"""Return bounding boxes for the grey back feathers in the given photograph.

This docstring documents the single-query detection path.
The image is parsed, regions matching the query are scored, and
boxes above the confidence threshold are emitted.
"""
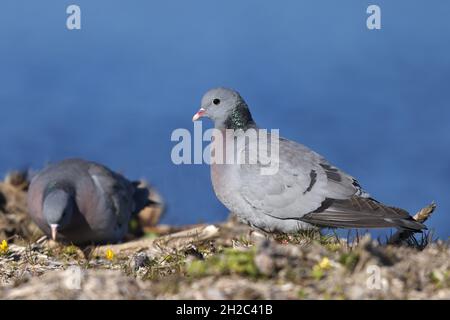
[27,158,141,245]
[197,88,426,233]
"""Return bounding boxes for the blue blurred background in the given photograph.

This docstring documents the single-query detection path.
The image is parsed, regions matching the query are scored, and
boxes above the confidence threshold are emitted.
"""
[0,1,448,238]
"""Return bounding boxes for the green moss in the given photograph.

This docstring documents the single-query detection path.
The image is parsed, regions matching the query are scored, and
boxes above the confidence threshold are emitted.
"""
[297,289,308,299]
[339,252,359,271]
[187,259,207,276]
[311,265,324,280]
[429,271,441,286]
[187,248,260,278]
[429,269,449,289]
[144,232,159,239]
[62,245,79,257]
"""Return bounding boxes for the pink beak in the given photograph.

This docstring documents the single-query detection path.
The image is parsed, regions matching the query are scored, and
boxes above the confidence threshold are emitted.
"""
[192,108,206,121]
[50,224,58,241]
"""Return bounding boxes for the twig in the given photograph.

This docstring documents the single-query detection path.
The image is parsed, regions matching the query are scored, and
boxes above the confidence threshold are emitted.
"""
[388,202,436,245]
[92,224,220,257]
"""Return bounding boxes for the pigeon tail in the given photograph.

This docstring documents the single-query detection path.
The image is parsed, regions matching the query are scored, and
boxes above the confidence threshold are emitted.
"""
[130,181,159,215]
[300,197,426,232]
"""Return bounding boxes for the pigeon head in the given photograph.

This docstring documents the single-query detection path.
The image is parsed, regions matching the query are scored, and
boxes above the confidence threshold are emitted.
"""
[42,184,76,240]
[193,87,255,130]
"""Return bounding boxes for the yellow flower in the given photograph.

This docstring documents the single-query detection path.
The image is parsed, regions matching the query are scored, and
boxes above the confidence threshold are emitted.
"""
[105,249,115,261]
[311,257,333,280]
[318,257,332,270]
[0,240,8,254]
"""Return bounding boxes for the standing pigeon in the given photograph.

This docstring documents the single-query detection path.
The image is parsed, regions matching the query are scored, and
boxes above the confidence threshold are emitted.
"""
[27,158,147,245]
[192,88,425,233]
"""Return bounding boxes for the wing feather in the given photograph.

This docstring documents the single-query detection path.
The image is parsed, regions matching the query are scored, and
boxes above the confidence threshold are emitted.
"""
[300,197,426,231]
[236,134,424,230]
[88,163,134,227]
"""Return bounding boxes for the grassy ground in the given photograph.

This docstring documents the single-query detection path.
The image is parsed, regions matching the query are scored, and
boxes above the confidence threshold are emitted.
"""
[0,172,449,299]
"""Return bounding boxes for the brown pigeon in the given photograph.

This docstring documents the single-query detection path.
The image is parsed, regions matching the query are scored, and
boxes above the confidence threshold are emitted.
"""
[27,158,147,245]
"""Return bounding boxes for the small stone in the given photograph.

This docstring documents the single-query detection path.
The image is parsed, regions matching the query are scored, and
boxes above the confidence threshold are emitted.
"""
[255,252,275,276]
[131,252,150,271]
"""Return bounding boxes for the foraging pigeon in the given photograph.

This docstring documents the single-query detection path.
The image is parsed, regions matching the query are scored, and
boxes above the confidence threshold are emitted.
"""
[192,88,425,233]
[27,158,147,245]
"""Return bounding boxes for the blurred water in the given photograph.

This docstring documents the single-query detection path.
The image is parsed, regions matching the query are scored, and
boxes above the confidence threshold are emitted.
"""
[0,1,449,238]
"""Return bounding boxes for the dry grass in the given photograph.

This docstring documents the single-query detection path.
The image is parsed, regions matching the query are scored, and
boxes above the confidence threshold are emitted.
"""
[0,171,448,299]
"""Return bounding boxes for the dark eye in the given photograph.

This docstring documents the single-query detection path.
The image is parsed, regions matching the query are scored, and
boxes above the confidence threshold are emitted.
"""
[213,98,221,105]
